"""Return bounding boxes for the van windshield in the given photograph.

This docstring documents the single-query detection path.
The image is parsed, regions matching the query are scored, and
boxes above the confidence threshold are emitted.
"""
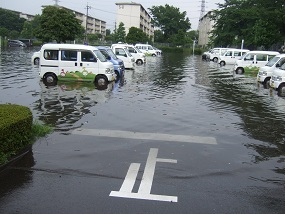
[265,56,280,67]
[93,50,107,62]
[280,62,285,70]
[106,49,118,59]
[125,48,132,57]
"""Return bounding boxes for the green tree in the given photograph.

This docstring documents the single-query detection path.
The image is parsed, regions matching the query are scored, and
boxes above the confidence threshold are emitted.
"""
[126,27,149,44]
[0,8,26,37]
[211,0,285,49]
[149,4,191,41]
[115,22,126,43]
[154,30,164,43]
[35,6,84,43]
[20,21,33,38]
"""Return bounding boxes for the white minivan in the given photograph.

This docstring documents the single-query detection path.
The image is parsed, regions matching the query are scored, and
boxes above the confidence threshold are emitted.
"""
[111,45,135,69]
[234,51,280,74]
[38,43,115,86]
[112,44,146,65]
[206,47,229,62]
[270,63,285,96]
[218,48,249,66]
[135,44,157,56]
[257,54,285,87]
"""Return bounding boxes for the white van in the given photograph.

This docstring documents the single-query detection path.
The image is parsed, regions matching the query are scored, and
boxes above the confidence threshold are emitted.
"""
[234,51,280,74]
[270,63,285,96]
[135,44,157,56]
[218,48,249,66]
[111,45,135,69]
[207,48,229,62]
[38,44,115,86]
[112,44,146,65]
[257,54,285,86]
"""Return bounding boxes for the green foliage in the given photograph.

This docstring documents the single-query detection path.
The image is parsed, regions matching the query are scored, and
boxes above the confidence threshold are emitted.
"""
[34,6,84,43]
[126,27,149,44]
[149,4,191,42]
[0,104,53,165]
[20,15,41,39]
[211,0,285,49]
[0,104,33,164]
[114,22,126,43]
[0,8,26,38]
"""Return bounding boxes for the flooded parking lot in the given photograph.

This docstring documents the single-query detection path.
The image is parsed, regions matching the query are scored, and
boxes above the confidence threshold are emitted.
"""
[0,47,285,213]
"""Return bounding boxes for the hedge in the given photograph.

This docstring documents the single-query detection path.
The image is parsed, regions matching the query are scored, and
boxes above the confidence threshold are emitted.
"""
[0,104,33,164]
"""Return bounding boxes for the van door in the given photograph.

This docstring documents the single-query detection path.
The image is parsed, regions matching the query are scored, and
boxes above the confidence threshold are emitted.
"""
[79,50,98,80]
[256,54,268,67]
[58,49,79,81]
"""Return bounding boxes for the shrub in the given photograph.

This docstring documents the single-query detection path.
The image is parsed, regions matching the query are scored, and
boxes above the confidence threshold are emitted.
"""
[0,104,52,165]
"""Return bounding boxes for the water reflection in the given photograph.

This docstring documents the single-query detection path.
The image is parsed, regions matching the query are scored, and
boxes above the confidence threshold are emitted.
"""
[33,81,115,131]
[200,62,285,168]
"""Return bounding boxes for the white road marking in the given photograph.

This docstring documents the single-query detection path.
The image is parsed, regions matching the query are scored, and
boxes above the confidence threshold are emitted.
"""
[110,148,178,202]
[72,128,217,144]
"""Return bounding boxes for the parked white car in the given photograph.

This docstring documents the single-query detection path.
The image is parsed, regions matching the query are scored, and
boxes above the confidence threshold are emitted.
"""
[218,48,249,66]
[257,54,285,87]
[270,63,285,96]
[112,44,146,65]
[135,44,157,56]
[206,48,229,62]
[31,51,40,65]
[111,45,135,69]
[234,51,280,74]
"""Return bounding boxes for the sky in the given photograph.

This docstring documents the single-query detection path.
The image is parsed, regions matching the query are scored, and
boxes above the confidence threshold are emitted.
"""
[1,0,223,30]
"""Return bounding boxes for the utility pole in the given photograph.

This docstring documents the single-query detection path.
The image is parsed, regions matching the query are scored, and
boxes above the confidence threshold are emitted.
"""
[85,3,91,44]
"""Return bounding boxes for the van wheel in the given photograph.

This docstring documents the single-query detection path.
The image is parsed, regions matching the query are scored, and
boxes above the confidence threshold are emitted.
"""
[95,75,108,86]
[136,59,143,65]
[278,83,285,97]
[152,54,156,57]
[213,57,218,62]
[220,61,226,66]
[43,73,57,86]
[34,57,40,65]
[236,67,244,74]
[263,78,270,89]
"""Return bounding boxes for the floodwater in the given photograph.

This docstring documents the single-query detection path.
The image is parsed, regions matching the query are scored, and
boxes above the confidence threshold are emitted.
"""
[0,47,285,213]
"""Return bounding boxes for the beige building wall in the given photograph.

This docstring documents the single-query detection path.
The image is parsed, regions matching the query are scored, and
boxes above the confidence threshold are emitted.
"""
[115,2,154,39]
[198,11,215,48]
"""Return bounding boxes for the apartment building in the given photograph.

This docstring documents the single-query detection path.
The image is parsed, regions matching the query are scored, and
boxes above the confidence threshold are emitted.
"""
[115,2,154,38]
[198,11,215,48]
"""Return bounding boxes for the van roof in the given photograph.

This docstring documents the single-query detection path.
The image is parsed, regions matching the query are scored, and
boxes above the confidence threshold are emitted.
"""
[41,43,99,51]
[245,50,280,54]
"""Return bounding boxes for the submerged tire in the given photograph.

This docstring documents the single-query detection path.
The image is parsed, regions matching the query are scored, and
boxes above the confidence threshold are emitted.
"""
[136,59,143,65]
[94,75,108,90]
[236,67,244,74]
[43,73,57,86]
[220,61,226,66]
[278,83,285,97]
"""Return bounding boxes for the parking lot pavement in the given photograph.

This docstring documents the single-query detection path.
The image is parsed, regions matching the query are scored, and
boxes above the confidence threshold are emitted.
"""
[1,129,283,214]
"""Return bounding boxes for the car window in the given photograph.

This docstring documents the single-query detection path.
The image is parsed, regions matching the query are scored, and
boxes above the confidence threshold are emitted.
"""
[81,51,96,62]
[256,54,267,61]
[225,51,232,56]
[44,50,58,60]
[61,50,77,61]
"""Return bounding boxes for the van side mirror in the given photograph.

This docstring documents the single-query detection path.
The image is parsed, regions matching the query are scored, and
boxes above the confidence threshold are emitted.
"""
[107,56,111,60]
[276,64,280,68]
[124,54,127,57]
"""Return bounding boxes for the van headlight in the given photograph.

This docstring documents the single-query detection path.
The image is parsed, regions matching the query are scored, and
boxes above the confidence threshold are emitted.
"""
[276,76,282,81]
[261,71,267,76]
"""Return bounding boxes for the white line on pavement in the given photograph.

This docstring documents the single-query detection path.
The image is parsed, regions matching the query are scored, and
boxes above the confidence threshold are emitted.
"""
[72,128,217,144]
